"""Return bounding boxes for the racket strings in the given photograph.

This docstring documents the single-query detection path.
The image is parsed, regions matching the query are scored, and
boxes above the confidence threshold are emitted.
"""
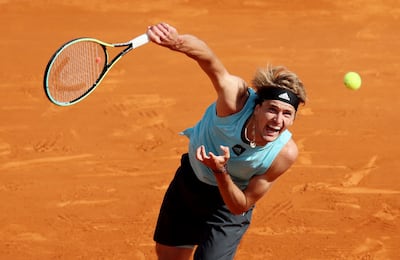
[47,41,106,103]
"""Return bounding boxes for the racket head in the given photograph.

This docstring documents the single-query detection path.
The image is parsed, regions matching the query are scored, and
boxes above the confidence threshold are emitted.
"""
[43,38,110,106]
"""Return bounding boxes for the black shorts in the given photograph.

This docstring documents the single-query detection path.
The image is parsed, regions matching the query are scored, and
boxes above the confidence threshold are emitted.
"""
[154,153,253,260]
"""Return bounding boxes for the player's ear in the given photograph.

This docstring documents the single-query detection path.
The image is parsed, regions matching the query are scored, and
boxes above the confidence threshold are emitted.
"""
[253,104,260,117]
[253,99,262,113]
[287,112,296,126]
[255,96,263,106]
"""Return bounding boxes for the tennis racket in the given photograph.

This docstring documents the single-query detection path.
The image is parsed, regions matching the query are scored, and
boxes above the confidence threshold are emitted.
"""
[43,33,149,106]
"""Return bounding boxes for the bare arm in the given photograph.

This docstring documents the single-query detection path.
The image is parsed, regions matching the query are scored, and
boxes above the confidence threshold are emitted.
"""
[147,23,248,116]
[197,139,298,215]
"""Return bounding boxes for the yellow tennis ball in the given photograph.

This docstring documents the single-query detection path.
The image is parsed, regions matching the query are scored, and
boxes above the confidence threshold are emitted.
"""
[344,72,362,90]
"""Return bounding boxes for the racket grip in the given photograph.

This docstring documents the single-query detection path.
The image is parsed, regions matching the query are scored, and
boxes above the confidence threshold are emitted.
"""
[130,33,150,48]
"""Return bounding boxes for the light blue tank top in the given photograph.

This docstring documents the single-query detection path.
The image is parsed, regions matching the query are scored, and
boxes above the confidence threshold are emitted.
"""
[182,88,292,190]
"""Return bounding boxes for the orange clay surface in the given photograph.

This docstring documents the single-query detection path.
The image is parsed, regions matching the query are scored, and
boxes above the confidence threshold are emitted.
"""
[1,1,399,259]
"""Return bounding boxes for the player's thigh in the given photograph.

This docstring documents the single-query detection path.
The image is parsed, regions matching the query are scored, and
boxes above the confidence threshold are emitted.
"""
[194,206,253,260]
[155,243,194,260]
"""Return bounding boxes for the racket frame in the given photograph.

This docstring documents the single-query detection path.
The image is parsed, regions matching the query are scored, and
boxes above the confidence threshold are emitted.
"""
[44,33,149,106]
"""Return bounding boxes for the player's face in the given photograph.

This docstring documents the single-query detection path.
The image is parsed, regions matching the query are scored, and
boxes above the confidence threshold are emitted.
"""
[254,100,296,143]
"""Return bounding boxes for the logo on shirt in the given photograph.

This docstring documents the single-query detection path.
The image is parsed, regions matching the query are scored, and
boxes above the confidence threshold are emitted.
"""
[232,144,246,156]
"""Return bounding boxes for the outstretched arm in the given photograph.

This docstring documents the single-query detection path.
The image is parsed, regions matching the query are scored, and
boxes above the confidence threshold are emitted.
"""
[196,140,298,215]
[147,22,249,116]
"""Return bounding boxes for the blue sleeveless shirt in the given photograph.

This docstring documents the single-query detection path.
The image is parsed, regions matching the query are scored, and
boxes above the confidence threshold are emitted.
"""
[182,88,292,190]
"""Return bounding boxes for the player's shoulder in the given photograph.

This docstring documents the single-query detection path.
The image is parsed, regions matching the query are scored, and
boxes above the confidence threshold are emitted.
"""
[216,76,250,116]
[265,138,298,181]
[280,138,298,164]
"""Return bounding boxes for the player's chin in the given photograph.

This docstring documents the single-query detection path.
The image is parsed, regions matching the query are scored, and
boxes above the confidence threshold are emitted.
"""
[263,131,280,142]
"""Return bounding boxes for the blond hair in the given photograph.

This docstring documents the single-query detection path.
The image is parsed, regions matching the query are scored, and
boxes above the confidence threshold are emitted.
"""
[252,65,307,104]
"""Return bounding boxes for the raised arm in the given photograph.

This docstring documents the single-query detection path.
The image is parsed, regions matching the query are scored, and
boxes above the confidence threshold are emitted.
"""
[147,23,249,116]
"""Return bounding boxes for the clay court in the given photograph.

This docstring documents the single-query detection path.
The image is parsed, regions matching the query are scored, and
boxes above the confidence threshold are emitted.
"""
[1,0,399,259]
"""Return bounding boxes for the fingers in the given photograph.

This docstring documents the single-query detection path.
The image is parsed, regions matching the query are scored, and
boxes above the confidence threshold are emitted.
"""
[196,145,230,158]
[196,145,230,162]
[147,22,176,45]
[147,25,164,44]
[196,145,230,174]
[220,145,230,160]
[196,145,208,162]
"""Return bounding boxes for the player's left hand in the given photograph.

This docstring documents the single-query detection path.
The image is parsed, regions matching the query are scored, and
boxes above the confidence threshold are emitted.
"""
[196,145,230,173]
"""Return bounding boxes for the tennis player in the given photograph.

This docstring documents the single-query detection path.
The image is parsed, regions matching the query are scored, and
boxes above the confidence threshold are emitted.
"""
[147,22,307,260]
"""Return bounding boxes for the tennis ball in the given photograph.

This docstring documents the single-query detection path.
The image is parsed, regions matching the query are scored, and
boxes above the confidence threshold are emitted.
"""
[344,71,362,90]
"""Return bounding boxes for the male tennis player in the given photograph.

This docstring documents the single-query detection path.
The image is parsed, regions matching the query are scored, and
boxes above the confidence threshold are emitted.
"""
[147,22,307,260]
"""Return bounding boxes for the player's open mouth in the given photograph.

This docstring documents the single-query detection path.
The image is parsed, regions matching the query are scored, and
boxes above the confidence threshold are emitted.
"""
[265,125,281,134]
